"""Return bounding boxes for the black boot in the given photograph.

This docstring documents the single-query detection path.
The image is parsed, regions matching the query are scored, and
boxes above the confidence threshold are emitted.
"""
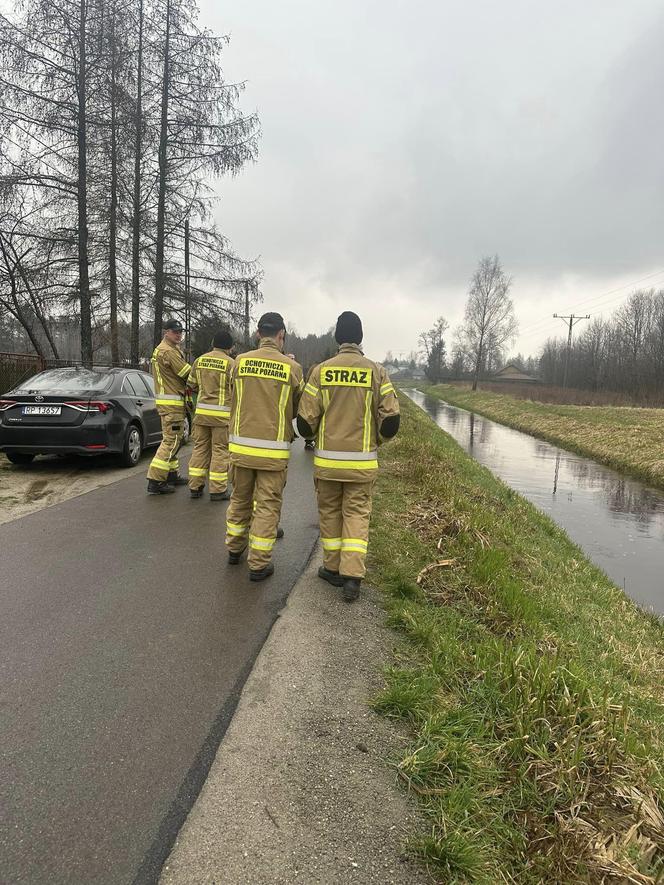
[167,472,188,486]
[250,563,275,582]
[210,490,231,501]
[342,577,361,602]
[276,526,284,539]
[190,488,203,499]
[318,566,343,587]
[228,547,246,565]
[147,479,176,495]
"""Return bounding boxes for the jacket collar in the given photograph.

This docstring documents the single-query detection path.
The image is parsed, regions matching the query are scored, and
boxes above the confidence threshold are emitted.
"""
[258,337,282,353]
[338,343,363,355]
[162,336,179,350]
[211,347,230,357]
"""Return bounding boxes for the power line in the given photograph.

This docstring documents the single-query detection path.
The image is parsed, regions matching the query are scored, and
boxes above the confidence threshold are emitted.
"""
[518,268,664,339]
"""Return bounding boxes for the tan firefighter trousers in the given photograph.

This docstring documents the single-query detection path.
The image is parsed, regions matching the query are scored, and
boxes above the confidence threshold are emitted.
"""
[188,422,230,493]
[315,478,375,578]
[226,466,287,570]
[147,410,184,481]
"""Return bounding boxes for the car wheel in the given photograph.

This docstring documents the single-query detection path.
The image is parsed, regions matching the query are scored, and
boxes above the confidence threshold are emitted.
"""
[5,452,35,465]
[120,424,142,468]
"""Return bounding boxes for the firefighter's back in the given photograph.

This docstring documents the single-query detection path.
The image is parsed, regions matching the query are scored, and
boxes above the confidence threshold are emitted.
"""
[230,340,302,470]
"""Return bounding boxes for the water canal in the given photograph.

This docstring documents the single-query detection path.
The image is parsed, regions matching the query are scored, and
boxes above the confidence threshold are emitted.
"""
[404,389,664,613]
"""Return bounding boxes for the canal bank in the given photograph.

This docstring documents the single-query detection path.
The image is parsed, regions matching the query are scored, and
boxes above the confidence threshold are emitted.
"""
[404,389,664,613]
[368,395,664,882]
[420,383,664,492]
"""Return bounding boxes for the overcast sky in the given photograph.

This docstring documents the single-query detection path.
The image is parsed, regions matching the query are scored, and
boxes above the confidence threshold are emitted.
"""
[200,0,664,362]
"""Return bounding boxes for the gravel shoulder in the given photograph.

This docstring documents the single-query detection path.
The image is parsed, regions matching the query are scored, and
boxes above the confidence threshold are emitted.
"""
[160,551,430,885]
[0,446,186,524]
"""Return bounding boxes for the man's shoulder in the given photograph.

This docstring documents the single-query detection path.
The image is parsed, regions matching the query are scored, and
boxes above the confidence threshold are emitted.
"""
[156,340,174,361]
[199,349,230,362]
[242,347,301,369]
[322,352,375,370]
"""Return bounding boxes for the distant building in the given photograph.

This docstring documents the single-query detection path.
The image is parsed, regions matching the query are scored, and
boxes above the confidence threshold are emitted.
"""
[492,364,540,383]
[381,362,426,381]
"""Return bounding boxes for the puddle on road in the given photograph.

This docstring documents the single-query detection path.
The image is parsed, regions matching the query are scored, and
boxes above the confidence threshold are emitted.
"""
[404,389,664,614]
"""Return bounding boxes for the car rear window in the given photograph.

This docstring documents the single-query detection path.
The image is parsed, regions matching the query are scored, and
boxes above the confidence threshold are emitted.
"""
[15,369,114,393]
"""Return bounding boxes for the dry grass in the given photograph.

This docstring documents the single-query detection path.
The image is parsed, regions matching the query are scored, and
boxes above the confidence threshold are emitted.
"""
[370,397,664,883]
[452,382,664,408]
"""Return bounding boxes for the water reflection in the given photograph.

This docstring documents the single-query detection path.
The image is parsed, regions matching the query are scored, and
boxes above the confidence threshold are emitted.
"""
[553,452,561,496]
[404,389,664,613]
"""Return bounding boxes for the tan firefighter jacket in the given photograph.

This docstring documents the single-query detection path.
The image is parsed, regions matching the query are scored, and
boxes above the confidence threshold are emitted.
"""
[229,338,304,471]
[297,343,399,482]
[187,348,235,426]
[151,338,192,414]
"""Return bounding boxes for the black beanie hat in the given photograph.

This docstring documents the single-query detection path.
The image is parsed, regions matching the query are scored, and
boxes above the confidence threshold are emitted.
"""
[334,311,363,345]
[164,318,183,332]
[257,312,286,334]
[213,327,233,349]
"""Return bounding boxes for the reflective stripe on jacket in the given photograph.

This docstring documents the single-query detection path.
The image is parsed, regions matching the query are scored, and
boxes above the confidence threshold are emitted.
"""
[229,338,304,471]
[297,343,399,481]
[188,348,234,426]
[151,338,191,413]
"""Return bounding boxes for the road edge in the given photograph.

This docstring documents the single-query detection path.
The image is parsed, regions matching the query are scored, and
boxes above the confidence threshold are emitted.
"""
[158,548,429,885]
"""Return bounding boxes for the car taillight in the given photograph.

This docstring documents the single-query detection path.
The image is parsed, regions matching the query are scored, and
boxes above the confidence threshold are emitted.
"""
[0,399,16,410]
[63,401,112,413]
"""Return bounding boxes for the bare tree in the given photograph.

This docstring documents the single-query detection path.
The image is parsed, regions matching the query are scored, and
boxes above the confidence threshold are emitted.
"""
[150,0,259,346]
[459,255,517,390]
[0,0,260,364]
[130,0,145,364]
[419,316,448,383]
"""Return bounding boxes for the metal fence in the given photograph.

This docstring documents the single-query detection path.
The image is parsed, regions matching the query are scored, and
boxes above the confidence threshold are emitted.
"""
[0,352,149,394]
[0,352,44,394]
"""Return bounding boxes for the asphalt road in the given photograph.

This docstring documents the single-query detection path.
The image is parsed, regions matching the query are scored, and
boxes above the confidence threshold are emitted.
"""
[0,445,319,885]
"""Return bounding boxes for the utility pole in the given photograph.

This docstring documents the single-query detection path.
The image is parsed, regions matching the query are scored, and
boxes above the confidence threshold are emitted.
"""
[244,280,250,345]
[553,313,590,389]
[184,219,191,361]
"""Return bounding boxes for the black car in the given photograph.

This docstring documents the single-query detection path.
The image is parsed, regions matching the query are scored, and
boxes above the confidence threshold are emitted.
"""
[0,366,191,467]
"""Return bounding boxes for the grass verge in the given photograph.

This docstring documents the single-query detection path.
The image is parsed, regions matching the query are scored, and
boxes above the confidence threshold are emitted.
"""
[416,384,664,491]
[369,396,664,883]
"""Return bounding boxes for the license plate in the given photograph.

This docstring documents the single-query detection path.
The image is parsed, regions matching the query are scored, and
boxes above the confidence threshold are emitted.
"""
[23,405,61,416]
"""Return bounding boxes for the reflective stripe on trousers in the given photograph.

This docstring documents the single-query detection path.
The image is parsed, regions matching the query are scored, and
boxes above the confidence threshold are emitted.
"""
[226,466,286,570]
[188,422,230,492]
[227,521,249,536]
[315,478,373,579]
[147,413,184,481]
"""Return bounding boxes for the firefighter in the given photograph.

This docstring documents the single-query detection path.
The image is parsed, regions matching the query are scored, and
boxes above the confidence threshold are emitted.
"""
[296,311,400,602]
[225,312,303,581]
[187,326,235,501]
[146,319,192,494]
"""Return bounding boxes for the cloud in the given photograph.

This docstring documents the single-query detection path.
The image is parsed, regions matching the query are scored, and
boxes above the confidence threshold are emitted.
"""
[203,0,664,358]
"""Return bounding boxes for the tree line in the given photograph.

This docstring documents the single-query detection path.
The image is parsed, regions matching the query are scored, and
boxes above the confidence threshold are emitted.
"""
[539,289,664,399]
[419,258,664,401]
[0,0,260,366]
